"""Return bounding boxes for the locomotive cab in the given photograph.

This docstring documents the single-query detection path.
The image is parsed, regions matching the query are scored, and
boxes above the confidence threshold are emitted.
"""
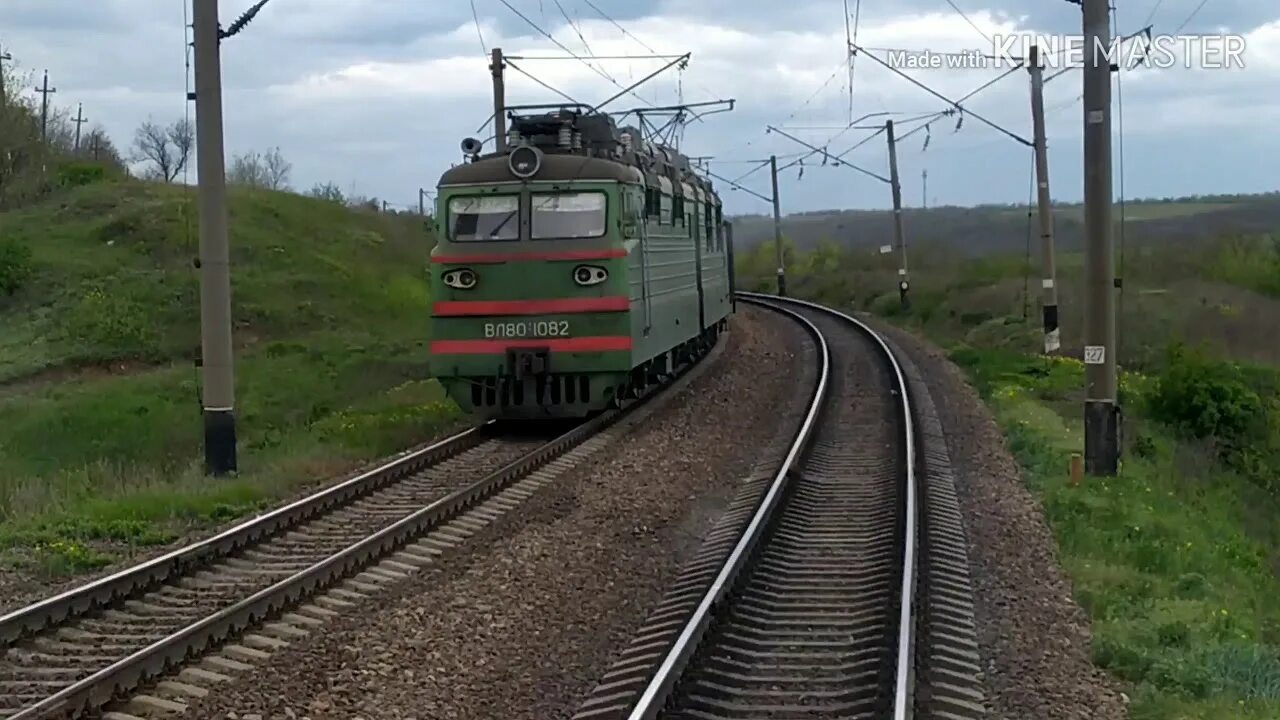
[428,106,733,420]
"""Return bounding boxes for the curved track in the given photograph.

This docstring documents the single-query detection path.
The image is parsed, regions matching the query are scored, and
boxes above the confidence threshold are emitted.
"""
[571,293,987,720]
[0,333,722,720]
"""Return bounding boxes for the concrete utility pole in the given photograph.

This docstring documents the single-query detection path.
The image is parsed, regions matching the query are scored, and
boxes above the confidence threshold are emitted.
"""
[491,48,507,153]
[419,188,427,216]
[36,70,55,143]
[1082,0,1119,476]
[1029,43,1061,355]
[886,119,909,309]
[921,169,928,209]
[71,103,88,153]
[769,154,786,297]
[192,0,237,476]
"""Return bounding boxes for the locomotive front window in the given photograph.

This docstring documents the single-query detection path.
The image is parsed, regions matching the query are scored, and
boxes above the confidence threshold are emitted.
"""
[531,192,607,240]
[448,195,519,241]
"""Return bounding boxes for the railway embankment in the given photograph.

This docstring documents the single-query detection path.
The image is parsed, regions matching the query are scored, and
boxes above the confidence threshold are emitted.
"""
[173,304,810,719]
[0,180,464,608]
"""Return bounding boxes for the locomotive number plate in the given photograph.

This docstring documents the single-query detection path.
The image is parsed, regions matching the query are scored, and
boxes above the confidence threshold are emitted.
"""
[484,321,571,338]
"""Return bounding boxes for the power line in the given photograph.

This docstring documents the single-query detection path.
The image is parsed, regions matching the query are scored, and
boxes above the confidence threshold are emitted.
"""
[505,58,583,105]
[1173,0,1211,33]
[850,39,1032,146]
[1143,0,1167,27]
[470,0,489,57]
[495,0,652,107]
[942,0,993,44]
[578,0,719,103]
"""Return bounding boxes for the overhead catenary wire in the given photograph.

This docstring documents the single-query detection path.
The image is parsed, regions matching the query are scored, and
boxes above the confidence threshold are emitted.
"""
[505,58,584,105]
[942,0,994,44]
[1173,0,1211,34]
[1143,0,1167,28]
[494,0,656,109]
[850,39,1032,147]
[470,0,489,57]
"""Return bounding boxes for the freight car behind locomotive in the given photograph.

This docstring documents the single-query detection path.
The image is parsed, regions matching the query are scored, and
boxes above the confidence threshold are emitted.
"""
[428,107,735,419]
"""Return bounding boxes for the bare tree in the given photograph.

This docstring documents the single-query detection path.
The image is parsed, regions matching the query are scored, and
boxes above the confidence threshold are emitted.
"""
[308,181,345,203]
[228,146,291,190]
[228,150,268,188]
[80,126,127,171]
[131,117,193,183]
[263,146,291,190]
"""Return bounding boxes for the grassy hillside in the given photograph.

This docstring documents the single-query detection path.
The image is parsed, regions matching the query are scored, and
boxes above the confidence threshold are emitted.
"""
[737,233,1280,717]
[0,180,462,574]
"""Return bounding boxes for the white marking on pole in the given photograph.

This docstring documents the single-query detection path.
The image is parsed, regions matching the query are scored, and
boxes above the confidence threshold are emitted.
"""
[1038,181,1048,189]
[898,268,907,276]
[879,244,892,254]
[1087,110,1104,124]
[1042,278,1055,289]
[1084,345,1105,364]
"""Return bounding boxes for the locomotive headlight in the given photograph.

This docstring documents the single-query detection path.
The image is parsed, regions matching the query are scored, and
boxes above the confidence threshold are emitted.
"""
[573,264,608,287]
[442,268,478,290]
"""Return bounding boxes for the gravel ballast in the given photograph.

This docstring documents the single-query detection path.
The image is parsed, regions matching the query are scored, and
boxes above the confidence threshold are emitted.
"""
[178,305,811,720]
[862,316,1129,720]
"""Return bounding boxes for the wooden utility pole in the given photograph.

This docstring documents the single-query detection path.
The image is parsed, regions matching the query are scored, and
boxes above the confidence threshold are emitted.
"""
[71,103,88,153]
[770,154,786,297]
[36,70,55,143]
[1082,0,1119,476]
[491,48,507,152]
[922,169,928,209]
[886,119,908,309]
[1029,43,1061,355]
[419,188,427,216]
[192,0,237,476]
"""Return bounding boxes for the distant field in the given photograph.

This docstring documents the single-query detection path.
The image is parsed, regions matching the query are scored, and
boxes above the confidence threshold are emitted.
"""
[998,201,1241,222]
[729,192,1280,256]
[0,180,463,575]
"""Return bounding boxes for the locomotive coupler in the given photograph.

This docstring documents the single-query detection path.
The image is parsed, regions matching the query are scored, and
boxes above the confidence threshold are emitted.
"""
[507,347,550,380]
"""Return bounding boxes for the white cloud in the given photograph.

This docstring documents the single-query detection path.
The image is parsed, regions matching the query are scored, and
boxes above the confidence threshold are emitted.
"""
[1,1,1278,213]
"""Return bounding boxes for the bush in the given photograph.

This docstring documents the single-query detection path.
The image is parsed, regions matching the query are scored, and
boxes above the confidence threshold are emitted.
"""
[55,162,109,188]
[1147,342,1280,486]
[0,238,34,295]
[62,279,163,360]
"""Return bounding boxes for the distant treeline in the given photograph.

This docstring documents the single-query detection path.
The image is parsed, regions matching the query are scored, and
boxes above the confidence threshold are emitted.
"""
[728,191,1280,256]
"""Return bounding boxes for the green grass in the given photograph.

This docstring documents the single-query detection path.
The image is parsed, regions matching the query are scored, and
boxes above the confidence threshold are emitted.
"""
[949,347,1280,718]
[0,180,464,576]
[740,232,1280,716]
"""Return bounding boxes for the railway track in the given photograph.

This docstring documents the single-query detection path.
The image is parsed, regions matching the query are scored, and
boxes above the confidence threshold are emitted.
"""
[571,293,986,720]
[0,332,726,720]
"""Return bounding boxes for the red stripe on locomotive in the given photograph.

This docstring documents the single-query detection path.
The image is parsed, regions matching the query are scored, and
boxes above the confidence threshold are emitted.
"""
[431,248,628,264]
[429,336,634,354]
[432,296,630,316]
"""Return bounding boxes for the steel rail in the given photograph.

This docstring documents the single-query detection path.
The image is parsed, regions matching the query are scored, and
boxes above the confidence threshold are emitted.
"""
[747,291,919,720]
[623,296,832,720]
[0,422,493,645]
[6,333,719,720]
[621,290,918,720]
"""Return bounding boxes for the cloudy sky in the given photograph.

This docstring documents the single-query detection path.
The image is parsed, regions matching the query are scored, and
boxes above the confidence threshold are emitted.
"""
[2,0,1277,215]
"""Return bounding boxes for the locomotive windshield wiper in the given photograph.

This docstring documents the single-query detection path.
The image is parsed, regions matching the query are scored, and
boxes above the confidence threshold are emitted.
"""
[487,209,519,239]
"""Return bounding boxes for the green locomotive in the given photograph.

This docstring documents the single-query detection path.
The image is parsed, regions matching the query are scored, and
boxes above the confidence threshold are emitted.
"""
[428,107,735,419]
